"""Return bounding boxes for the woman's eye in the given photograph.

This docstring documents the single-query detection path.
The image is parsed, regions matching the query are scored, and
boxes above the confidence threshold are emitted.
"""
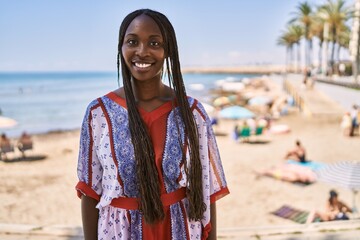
[127,39,137,45]
[150,41,160,47]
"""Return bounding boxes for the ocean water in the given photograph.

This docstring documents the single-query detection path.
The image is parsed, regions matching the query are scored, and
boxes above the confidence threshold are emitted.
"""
[0,72,260,137]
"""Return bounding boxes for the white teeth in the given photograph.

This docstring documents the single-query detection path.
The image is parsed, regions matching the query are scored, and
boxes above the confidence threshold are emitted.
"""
[134,63,151,68]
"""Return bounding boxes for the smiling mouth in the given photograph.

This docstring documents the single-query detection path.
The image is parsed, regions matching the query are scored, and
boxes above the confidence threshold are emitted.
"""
[134,62,152,68]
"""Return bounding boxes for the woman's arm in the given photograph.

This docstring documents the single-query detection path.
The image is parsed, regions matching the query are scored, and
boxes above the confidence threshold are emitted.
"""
[340,201,352,213]
[208,203,217,240]
[81,195,99,240]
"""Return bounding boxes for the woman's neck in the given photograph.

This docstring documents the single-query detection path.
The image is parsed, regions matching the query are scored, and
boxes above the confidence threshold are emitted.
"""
[133,79,171,102]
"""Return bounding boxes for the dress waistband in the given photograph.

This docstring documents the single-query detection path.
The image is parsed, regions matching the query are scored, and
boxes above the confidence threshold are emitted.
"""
[110,187,186,210]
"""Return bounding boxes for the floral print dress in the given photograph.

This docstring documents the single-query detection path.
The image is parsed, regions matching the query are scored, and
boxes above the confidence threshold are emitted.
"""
[76,92,229,240]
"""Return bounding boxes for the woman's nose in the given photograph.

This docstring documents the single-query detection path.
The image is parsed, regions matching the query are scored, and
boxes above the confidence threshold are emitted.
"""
[136,43,149,57]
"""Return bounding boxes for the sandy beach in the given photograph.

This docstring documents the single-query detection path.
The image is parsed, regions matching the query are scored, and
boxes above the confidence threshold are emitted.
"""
[0,76,359,231]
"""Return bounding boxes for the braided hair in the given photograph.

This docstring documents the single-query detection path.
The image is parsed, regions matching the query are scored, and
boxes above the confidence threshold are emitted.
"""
[117,9,206,224]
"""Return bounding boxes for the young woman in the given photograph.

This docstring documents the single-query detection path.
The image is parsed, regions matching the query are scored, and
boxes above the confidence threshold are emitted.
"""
[306,190,352,223]
[76,9,229,240]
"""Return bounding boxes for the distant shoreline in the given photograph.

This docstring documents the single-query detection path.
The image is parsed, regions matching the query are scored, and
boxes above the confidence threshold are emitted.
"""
[0,65,287,75]
[182,65,286,74]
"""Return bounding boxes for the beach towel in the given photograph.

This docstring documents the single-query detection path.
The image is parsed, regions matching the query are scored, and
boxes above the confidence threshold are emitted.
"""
[286,159,325,171]
[271,205,320,224]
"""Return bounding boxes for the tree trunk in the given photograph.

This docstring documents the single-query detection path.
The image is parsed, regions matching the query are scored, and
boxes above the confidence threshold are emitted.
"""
[318,40,323,70]
[330,27,337,74]
[309,38,313,67]
[291,46,295,73]
[286,47,289,73]
[297,43,301,73]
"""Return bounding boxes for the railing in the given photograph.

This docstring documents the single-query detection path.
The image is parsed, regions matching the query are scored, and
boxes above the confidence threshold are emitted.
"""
[315,77,360,90]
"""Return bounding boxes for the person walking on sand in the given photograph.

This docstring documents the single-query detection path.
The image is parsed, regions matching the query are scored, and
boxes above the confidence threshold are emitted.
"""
[284,140,307,163]
[350,104,359,136]
[75,9,229,240]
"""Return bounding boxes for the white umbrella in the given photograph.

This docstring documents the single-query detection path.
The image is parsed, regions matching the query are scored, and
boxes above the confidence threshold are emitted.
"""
[0,116,17,129]
[315,161,360,212]
[248,96,272,106]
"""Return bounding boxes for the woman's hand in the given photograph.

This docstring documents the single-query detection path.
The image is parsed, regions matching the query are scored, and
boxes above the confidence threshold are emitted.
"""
[81,195,99,240]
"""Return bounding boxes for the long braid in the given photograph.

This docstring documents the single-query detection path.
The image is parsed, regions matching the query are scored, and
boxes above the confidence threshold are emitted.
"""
[117,9,205,223]
[118,10,164,224]
[149,10,206,221]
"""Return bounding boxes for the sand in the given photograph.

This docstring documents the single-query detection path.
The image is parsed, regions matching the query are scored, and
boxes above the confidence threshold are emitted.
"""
[0,88,359,230]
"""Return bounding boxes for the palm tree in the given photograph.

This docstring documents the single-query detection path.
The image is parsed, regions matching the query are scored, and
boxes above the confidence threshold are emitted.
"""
[290,1,313,67]
[337,24,351,61]
[279,24,303,73]
[310,10,326,70]
[319,0,353,72]
[277,34,295,72]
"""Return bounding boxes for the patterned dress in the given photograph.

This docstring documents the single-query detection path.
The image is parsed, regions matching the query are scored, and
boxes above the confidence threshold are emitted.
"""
[76,92,229,240]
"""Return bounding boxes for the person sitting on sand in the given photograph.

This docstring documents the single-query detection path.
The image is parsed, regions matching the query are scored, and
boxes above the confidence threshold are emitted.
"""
[307,190,352,223]
[0,133,13,160]
[284,140,306,163]
[17,131,33,158]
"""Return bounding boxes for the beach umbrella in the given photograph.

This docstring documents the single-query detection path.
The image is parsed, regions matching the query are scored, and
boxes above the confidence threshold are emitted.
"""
[315,161,360,212]
[248,96,272,106]
[221,82,245,92]
[0,116,17,129]
[219,106,255,120]
[213,96,231,107]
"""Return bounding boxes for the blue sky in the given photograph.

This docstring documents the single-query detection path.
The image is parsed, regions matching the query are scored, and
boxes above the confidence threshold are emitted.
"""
[0,0,329,72]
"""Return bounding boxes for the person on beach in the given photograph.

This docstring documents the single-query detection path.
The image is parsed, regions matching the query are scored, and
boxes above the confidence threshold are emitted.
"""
[340,112,352,136]
[307,190,352,223]
[350,104,359,136]
[284,140,306,163]
[0,133,13,160]
[17,131,33,158]
[76,9,229,240]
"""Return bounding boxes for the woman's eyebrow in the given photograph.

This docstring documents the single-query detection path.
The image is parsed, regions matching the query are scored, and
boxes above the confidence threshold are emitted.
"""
[125,33,162,38]
[124,33,137,37]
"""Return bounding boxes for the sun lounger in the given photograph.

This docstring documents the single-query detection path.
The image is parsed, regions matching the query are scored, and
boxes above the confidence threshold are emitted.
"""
[18,142,33,158]
[255,126,263,135]
[239,127,251,142]
[0,144,15,160]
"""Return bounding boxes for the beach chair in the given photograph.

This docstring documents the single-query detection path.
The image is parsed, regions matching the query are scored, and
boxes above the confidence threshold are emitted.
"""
[239,127,251,143]
[255,126,264,136]
[250,126,264,143]
[18,142,33,158]
[0,144,15,160]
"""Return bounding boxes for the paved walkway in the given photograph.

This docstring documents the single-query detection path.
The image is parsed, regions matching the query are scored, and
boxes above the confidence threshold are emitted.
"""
[1,220,360,239]
[283,74,346,121]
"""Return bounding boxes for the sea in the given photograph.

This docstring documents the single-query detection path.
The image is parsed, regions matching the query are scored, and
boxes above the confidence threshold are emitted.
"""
[0,72,260,137]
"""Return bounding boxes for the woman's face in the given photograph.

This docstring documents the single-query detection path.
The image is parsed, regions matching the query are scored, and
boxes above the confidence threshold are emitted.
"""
[122,14,165,82]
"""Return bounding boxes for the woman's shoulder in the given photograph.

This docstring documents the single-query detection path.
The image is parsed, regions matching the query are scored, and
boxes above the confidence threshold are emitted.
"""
[85,98,102,111]
[87,88,126,109]
[187,96,209,121]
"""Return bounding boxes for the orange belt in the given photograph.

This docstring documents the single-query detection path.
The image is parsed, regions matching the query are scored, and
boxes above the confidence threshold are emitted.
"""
[110,187,186,210]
